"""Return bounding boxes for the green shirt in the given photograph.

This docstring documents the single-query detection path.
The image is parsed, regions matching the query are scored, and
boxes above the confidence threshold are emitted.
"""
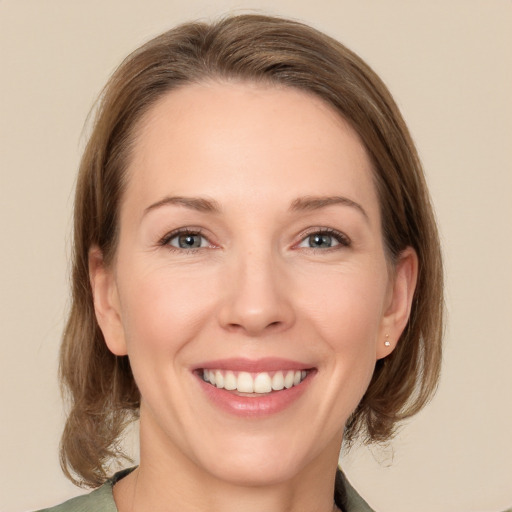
[36,467,375,512]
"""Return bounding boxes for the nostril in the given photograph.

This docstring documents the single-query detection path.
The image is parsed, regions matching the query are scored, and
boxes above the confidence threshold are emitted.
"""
[224,319,283,335]
[218,290,296,335]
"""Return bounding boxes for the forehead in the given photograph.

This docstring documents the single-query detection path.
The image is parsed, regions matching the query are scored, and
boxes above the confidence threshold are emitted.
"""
[124,81,378,218]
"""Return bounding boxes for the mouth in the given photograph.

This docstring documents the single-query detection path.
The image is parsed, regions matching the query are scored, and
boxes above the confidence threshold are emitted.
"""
[199,368,311,395]
[193,358,315,416]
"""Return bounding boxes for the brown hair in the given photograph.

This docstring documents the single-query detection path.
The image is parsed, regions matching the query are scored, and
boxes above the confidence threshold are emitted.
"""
[60,14,443,488]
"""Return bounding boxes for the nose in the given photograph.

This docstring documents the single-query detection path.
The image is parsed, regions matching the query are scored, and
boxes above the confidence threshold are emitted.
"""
[217,248,296,336]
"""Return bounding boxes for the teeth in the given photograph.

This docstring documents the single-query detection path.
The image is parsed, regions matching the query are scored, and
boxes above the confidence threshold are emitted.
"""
[284,370,295,389]
[237,372,254,393]
[254,373,272,393]
[271,371,284,391]
[224,371,237,390]
[202,369,308,394]
[215,370,224,389]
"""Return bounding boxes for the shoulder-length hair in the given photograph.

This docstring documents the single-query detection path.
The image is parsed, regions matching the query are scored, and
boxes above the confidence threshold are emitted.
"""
[60,14,443,488]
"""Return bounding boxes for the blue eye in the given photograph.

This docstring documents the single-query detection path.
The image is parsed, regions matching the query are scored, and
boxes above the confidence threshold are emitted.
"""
[308,233,337,248]
[297,230,350,249]
[165,231,209,249]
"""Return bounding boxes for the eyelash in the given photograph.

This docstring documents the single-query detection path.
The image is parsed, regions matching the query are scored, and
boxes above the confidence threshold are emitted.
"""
[158,227,351,252]
[296,227,351,251]
[158,228,212,253]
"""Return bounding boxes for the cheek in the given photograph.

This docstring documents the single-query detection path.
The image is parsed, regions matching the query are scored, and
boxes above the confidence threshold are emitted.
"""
[116,260,219,360]
[297,264,388,386]
[301,264,387,339]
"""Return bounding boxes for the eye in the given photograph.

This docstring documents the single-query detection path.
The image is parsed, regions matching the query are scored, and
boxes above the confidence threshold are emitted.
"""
[297,229,350,249]
[161,230,211,250]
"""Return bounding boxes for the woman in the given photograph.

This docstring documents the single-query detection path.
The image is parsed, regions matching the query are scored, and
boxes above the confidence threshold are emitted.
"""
[39,14,443,512]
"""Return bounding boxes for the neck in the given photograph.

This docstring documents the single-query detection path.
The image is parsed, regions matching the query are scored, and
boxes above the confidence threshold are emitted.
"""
[130,466,338,512]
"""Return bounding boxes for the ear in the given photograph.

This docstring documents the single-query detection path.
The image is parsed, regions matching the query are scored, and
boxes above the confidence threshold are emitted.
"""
[89,246,128,356]
[376,247,418,359]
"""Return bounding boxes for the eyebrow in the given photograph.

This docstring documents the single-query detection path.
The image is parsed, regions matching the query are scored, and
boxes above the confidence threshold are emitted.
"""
[144,196,222,216]
[290,195,369,221]
[143,194,368,221]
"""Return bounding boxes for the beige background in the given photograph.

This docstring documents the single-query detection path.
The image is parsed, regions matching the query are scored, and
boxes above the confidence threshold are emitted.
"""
[1,1,511,511]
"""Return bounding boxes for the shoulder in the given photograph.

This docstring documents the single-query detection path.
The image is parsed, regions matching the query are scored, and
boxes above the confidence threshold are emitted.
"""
[34,468,135,512]
[335,468,376,512]
[34,485,115,512]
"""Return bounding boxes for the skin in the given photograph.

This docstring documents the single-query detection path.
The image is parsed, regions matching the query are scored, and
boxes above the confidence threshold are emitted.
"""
[90,82,417,512]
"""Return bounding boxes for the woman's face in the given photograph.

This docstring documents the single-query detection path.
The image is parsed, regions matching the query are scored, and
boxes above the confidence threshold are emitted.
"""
[92,82,415,485]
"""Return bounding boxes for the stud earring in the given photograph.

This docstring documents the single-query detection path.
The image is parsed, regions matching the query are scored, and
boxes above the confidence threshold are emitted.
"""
[384,334,391,347]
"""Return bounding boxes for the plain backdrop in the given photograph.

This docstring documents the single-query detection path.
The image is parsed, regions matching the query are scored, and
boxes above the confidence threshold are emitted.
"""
[1,1,511,511]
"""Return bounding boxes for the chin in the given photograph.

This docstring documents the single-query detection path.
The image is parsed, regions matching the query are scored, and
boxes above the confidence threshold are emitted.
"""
[188,427,338,488]
[202,451,308,487]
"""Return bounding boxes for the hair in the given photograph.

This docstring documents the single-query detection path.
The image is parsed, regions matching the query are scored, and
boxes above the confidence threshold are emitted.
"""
[60,14,443,488]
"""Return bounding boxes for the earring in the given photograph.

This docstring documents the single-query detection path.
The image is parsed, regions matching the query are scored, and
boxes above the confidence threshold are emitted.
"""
[384,334,391,347]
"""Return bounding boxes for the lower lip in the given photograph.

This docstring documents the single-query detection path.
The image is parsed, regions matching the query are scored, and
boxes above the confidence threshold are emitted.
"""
[196,372,314,417]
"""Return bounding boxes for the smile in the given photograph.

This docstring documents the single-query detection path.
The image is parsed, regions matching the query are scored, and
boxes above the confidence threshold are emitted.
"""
[202,369,309,394]
[194,358,315,416]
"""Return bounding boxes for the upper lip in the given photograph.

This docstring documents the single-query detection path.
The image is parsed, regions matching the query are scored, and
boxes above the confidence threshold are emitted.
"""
[193,357,313,373]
